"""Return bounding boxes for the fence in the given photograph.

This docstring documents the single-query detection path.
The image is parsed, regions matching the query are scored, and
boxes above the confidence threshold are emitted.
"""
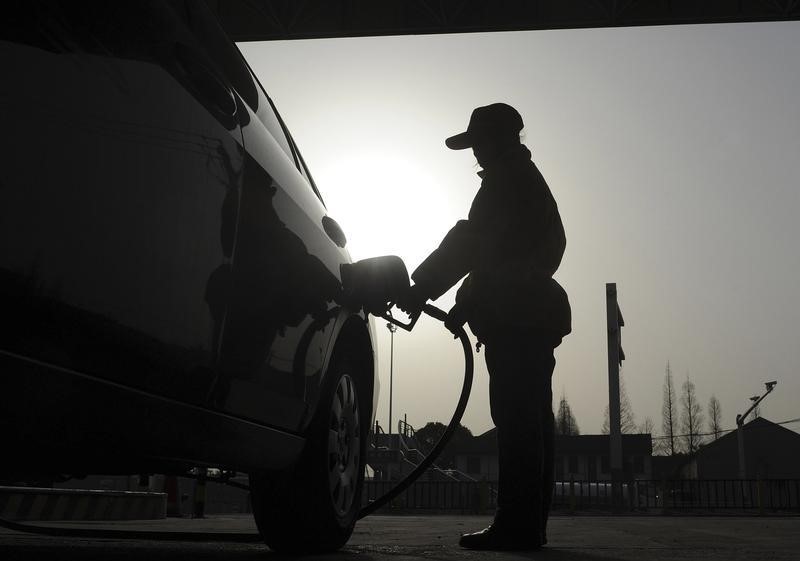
[363,479,493,513]
[634,479,800,511]
[362,479,800,513]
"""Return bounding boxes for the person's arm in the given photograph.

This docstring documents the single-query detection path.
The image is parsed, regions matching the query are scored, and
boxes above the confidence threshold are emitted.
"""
[410,219,480,301]
[397,218,480,315]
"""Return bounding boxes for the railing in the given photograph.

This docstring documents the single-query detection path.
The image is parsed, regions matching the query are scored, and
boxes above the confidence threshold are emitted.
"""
[634,479,800,511]
[397,418,416,439]
[362,479,800,513]
[551,480,626,509]
[363,479,495,512]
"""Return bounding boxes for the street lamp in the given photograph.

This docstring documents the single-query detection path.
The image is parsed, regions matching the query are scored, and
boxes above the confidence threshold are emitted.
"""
[736,381,777,479]
[749,396,760,419]
[386,322,397,436]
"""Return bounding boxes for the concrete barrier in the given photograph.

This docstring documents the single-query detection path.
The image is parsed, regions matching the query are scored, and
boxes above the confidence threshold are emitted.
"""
[0,486,166,521]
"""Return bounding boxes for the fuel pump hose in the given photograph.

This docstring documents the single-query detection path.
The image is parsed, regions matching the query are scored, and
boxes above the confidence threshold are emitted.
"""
[358,303,474,518]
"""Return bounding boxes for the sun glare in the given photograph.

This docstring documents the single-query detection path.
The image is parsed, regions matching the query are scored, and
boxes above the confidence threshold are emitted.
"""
[318,152,457,271]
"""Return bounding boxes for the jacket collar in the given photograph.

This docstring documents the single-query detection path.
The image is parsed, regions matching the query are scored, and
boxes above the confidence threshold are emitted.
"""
[476,144,531,178]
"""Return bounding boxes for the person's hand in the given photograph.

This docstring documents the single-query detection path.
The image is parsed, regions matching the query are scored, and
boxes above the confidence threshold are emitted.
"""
[444,302,468,336]
[397,284,428,316]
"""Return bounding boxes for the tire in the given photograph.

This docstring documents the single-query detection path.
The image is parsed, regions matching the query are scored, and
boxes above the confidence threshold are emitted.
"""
[250,356,366,553]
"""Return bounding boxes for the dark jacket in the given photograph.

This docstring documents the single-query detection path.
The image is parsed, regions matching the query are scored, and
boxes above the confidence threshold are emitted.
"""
[411,144,571,342]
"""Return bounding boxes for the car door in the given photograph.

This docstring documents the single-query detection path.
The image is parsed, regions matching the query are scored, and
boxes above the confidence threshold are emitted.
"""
[0,1,244,404]
[209,73,350,432]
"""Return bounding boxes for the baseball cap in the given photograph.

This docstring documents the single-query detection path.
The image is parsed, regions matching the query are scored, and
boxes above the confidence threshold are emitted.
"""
[445,103,524,150]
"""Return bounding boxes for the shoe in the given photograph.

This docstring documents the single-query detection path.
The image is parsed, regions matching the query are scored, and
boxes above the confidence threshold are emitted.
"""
[459,524,542,551]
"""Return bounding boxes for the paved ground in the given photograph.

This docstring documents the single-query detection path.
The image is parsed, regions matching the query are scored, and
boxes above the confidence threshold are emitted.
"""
[1,514,798,560]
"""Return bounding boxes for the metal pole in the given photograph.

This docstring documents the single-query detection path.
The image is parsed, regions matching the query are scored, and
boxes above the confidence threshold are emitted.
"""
[736,414,746,479]
[606,284,623,507]
[735,381,777,479]
[387,322,397,436]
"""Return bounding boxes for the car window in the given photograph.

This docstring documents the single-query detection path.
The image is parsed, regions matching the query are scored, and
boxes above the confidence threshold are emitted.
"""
[176,4,324,204]
[253,86,297,165]
[174,0,258,110]
[289,133,326,206]
[174,0,296,164]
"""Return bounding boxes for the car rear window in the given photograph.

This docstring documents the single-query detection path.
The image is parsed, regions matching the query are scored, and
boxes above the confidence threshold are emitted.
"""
[172,0,259,110]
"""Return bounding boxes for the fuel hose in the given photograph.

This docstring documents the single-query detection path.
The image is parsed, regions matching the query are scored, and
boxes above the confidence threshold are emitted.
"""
[358,303,474,518]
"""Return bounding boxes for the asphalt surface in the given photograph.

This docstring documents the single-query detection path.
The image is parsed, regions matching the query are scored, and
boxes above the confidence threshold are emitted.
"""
[1,514,798,560]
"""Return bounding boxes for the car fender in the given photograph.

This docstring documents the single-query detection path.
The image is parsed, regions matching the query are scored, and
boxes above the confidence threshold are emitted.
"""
[299,306,377,435]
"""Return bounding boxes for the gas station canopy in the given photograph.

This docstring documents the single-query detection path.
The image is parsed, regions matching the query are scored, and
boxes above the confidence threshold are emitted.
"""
[211,0,800,42]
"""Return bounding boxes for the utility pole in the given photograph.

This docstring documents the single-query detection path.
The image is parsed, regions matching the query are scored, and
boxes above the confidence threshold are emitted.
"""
[606,283,625,507]
[386,322,397,436]
[736,381,777,479]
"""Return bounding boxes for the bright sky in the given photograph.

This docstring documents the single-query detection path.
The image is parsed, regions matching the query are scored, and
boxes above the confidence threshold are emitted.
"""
[238,21,800,438]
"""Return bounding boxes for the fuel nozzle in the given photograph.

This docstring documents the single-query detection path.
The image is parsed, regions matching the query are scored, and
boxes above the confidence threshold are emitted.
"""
[340,255,421,331]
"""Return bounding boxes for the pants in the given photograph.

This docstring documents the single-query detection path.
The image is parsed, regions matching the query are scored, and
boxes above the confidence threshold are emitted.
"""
[485,329,558,536]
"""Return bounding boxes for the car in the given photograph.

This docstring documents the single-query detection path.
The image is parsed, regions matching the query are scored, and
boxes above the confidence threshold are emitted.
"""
[0,0,378,552]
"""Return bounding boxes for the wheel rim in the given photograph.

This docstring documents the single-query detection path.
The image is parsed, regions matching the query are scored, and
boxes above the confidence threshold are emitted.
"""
[327,373,361,517]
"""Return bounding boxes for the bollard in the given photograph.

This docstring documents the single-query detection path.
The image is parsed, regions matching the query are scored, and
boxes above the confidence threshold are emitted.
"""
[165,475,182,517]
[192,468,207,519]
[568,477,576,513]
[628,477,636,511]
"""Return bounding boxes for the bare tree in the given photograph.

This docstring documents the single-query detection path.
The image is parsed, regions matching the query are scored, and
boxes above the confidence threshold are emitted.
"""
[602,375,636,434]
[662,361,678,455]
[708,395,723,440]
[681,374,704,453]
[555,391,580,436]
[639,416,654,434]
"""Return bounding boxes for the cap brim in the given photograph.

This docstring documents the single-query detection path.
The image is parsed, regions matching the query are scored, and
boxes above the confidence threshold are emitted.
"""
[445,131,472,150]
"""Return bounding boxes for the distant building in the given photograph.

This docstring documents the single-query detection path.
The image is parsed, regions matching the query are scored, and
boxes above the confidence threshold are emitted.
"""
[692,417,800,479]
[449,428,500,480]
[651,453,694,480]
[555,433,652,480]
[451,428,653,481]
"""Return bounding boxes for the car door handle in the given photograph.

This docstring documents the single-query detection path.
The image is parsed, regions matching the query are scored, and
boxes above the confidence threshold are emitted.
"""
[322,216,347,248]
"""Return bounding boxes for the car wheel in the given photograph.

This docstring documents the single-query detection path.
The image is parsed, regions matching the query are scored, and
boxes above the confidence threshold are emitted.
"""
[250,356,365,553]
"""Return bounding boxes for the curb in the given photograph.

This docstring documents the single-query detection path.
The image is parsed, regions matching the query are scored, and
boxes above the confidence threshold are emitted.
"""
[0,486,166,521]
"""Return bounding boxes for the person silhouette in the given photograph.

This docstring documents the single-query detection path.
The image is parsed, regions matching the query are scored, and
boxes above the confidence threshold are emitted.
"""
[400,103,571,550]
